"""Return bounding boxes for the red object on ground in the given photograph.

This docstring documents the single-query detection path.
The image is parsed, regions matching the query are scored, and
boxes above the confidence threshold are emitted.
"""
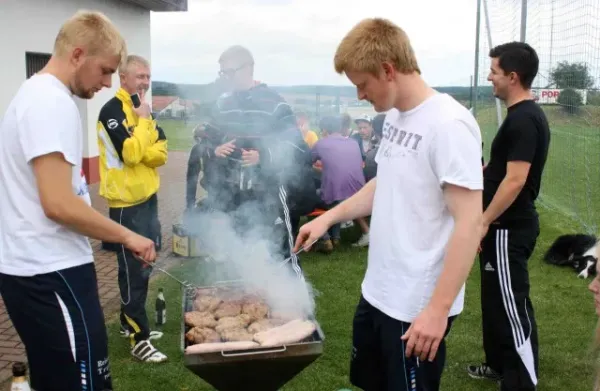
[307,209,326,217]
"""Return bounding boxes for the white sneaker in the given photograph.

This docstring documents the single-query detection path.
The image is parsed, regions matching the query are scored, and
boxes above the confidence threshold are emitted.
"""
[352,233,369,247]
[149,331,164,340]
[131,339,168,363]
[341,221,354,229]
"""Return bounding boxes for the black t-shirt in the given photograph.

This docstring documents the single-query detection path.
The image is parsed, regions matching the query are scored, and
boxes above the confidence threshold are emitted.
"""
[483,99,551,224]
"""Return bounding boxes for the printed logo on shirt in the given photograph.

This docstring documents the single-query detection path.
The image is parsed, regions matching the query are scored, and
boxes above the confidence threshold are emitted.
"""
[76,169,89,197]
[382,122,424,151]
[107,119,119,130]
[379,121,424,159]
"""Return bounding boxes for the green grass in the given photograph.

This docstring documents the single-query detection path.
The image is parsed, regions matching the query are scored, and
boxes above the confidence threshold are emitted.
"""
[476,104,600,233]
[106,206,598,390]
[161,119,199,151]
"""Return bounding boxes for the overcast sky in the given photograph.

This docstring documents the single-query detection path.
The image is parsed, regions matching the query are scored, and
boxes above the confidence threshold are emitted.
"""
[150,0,479,87]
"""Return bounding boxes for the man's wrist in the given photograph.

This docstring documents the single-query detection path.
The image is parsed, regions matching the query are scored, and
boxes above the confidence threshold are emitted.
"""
[427,297,452,315]
[321,206,342,228]
[482,212,493,227]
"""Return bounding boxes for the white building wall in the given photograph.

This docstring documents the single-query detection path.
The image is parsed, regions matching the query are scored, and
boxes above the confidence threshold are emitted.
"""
[0,0,151,163]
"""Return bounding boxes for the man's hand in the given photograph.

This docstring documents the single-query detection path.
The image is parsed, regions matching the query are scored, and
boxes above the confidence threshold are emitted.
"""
[123,231,157,264]
[215,140,236,158]
[401,305,449,362]
[133,90,151,119]
[242,149,259,167]
[293,217,330,253]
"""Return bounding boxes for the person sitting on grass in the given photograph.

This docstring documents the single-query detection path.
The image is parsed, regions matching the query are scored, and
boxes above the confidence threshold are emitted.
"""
[310,115,365,253]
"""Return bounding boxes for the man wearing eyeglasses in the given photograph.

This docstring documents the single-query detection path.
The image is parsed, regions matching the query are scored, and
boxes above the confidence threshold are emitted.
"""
[200,45,317,278]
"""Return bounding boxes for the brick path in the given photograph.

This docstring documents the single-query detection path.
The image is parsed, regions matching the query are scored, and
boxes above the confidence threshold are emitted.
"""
[0,151,190,385]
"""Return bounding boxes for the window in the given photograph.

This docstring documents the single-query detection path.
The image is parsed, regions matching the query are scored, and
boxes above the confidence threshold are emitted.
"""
[25,52,51,79]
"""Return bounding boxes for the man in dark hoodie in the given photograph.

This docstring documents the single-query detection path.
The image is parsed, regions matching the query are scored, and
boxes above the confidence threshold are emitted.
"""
[200,45,316,277]
[363,113,385,182]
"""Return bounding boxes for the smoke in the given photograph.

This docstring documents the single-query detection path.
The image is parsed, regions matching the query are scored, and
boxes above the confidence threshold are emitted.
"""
[184,205,316,320]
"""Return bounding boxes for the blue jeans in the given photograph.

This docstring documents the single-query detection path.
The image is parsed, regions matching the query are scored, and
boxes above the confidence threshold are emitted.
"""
[322,223,341,241]
[321,200,341,241]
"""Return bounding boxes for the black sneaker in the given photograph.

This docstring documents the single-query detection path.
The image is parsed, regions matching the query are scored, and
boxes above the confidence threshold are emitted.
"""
[467,364,502,381]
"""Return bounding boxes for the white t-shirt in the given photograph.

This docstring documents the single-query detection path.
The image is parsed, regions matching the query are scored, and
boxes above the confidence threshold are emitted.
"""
[362,93,483,323]
[0,74,94,276]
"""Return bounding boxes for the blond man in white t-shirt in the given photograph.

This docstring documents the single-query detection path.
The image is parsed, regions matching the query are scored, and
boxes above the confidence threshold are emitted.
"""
[0,11,157,391]
[294,18,484,391]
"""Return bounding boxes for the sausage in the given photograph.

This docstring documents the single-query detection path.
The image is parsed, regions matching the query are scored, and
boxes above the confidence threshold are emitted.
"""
[185,341,259,354]
[253,319,316,347]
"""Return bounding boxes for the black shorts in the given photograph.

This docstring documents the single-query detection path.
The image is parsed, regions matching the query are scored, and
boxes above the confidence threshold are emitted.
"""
[350,295,455,391]
[0,263,112,391]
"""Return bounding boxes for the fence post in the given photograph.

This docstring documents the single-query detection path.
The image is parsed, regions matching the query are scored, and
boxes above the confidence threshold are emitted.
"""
[482,0,504,128]
[520,0,527,42]
[472,0,482,117]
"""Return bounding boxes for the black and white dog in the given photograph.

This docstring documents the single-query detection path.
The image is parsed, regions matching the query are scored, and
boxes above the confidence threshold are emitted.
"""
[543,234,599,279]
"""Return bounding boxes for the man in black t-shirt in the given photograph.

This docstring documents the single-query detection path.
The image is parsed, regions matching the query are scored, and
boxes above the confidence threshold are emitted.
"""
[467,42,550,391]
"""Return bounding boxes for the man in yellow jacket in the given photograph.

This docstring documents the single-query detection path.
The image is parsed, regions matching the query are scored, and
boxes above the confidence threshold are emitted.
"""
[97,55,168,363]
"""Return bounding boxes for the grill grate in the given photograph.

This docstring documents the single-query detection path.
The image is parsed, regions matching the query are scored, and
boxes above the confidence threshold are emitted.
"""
[180,283,324,391]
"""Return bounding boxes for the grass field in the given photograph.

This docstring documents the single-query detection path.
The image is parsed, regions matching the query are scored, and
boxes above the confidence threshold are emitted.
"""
[120,108,600,390]
[161,119,199,151]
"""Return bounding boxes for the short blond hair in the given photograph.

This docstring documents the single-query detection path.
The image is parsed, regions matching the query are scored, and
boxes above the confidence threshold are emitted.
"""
[119,54,150,74]
[334,18,420,76]
[54,10,127,66]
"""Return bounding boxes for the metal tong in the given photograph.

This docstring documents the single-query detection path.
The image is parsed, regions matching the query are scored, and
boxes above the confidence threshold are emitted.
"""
[278,239,319,268]
[138,258,198,290]
[138,237,318,287]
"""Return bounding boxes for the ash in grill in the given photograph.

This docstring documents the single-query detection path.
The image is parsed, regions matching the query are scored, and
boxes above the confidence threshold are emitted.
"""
[181,283,324,391]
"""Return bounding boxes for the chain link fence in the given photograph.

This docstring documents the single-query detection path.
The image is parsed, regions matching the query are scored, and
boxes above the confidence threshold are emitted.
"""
[473,0,600,234]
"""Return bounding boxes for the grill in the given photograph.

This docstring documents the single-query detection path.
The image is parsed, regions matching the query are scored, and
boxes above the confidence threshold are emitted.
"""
[180,282,325,391]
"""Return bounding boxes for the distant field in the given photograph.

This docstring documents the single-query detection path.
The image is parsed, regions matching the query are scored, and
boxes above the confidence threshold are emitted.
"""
[160,119,198,152]
[476,103,600,232]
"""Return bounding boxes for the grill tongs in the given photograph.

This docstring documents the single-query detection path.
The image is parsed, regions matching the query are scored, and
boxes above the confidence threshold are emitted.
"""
[137,238,318,289]
[137,257,199,290]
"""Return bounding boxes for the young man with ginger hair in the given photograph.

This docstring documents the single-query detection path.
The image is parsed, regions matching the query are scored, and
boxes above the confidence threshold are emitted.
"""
[294,18,484,390]
[0,11,157,390]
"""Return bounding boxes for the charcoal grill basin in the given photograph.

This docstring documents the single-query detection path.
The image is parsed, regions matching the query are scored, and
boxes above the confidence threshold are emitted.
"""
[181,284,324,391]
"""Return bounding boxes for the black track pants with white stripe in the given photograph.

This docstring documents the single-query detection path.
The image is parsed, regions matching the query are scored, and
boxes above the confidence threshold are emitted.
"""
[109,195,159,344]
[0,263,112,391]
[480,222,540,391]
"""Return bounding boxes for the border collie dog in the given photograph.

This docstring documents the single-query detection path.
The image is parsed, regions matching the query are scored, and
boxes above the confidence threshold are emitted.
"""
[543,234,599,279]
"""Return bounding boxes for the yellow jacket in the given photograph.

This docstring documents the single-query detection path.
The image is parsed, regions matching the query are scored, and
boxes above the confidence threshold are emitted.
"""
[97,88,168,208]
[303,130,319,148]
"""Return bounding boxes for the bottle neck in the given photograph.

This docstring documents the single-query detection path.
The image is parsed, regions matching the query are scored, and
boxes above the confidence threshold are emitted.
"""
[12,376,27,382]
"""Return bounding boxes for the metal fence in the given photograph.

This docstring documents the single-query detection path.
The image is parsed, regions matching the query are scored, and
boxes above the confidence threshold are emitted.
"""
[473,0,600,234]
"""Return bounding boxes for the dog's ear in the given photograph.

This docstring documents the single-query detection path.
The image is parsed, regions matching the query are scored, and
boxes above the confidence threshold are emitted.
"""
[590,258,598,276]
